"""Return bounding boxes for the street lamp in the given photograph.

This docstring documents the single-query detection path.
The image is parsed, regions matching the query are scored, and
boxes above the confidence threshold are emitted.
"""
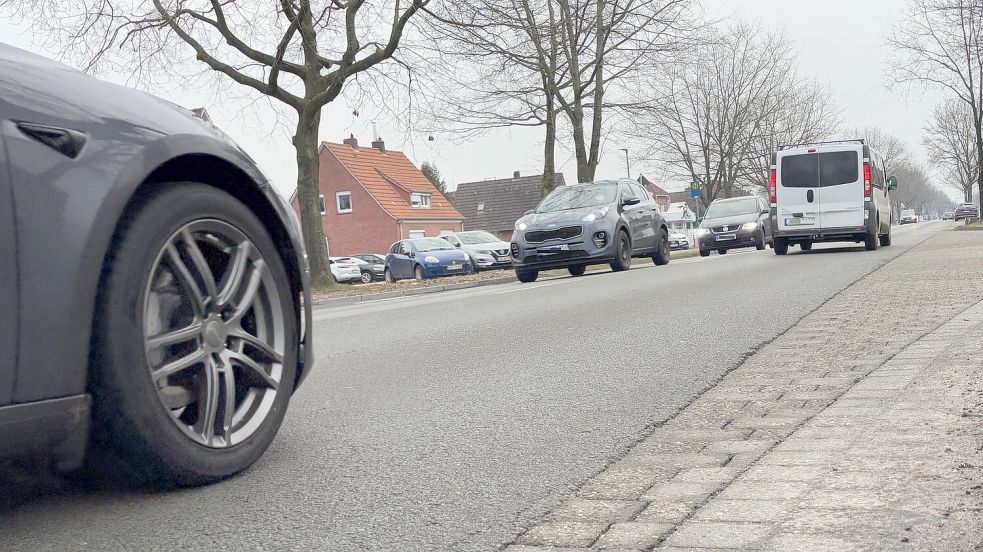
[619,148,631,178]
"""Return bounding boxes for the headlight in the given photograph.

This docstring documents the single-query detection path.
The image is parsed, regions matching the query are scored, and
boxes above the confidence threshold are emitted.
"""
[696,228,710,236]
[581,206,611,222]
[516,221,528,231]
[424,256,440,263]
[476,249,492,255]
[741,222,758,230]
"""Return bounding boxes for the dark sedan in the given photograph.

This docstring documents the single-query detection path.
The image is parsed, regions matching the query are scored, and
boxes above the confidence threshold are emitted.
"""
[510,179,670,282]
[696,196,773,256]
[954,202,979,221]
[0,45,313,486]
[353,253,387,282]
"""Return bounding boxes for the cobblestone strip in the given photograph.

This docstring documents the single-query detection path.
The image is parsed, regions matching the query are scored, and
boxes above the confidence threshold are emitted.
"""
[504,232,983,551]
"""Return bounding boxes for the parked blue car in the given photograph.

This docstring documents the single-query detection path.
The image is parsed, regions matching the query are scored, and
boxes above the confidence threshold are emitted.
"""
[385,238,473,282]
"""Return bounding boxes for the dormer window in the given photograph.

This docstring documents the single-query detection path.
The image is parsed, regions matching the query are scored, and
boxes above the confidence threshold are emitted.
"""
[411,192,431,209]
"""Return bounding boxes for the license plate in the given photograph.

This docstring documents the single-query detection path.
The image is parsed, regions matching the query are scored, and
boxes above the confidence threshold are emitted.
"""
[717,234,736,241]
[540,244,569,252]
[785,217,816,226]
[447,263,462,270]
[670,241,679,246]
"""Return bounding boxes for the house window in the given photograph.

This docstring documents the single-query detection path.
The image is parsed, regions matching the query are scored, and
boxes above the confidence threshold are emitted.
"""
[318,194,326,215]
[336,191,352,214]
[409,230,426,239]
[477,203,485,212]
[410,192,431,209]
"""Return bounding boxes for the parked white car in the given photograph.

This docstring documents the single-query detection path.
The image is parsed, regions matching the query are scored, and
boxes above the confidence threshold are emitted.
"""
[770,139,896,255]
[668,231,690,250]
[330,257,362,283]
[439,230,512,271]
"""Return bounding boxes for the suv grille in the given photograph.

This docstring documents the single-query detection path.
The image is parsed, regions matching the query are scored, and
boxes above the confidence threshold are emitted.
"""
[525,225,583,243]
[711,225,739,233]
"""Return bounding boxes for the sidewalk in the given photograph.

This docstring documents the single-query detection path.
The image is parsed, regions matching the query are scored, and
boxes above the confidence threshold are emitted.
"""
[506,231,983,551]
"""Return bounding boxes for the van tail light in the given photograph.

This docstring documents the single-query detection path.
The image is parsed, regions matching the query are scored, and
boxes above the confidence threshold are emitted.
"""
[769,169,777,203]
[863,162,872,197]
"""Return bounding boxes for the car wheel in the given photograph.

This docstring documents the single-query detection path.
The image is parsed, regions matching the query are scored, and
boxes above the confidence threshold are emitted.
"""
[414,265,426,280]
[516,269,539,283]
[755,230,766,250]
[88,183,297,487]
[568,264,587,276]
[718,248,727,255]
[880,225,892,247]
[384,268,395,283]
[800,241,813,251]
[653,228,670,266]
[864,225,879,251]
[610,230,632,272]
[699,248,710,257]
[774,238,789,256]
[360,271,373,284]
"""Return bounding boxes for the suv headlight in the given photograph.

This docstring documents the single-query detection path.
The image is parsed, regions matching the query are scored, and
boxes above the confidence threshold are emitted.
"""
[696,228,710,236]
[581,206,611,222]
[515,221,528,231]
[741,222,758,230]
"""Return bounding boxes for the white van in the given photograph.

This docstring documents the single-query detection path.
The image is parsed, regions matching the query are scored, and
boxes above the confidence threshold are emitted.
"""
[769,140,896,255]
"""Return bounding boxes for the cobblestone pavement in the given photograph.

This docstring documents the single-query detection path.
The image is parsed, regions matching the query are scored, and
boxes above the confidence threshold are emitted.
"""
[505,231,983,551]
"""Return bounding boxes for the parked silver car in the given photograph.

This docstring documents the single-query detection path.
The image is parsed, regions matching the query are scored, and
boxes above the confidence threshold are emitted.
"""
[439,230,512,271]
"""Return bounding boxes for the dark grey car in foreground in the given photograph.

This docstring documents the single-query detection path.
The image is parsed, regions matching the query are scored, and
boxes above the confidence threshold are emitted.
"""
[0,45,313,486]
[510,179,670,282]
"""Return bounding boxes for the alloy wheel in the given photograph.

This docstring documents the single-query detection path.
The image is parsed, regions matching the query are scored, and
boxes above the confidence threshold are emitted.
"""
[143,220,286,449]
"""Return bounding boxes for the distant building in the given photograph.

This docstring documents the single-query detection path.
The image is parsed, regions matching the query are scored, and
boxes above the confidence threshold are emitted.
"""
[451,172,566,241]
[663,202,699,236]
[289,136,463,256]
[638,175,671,212]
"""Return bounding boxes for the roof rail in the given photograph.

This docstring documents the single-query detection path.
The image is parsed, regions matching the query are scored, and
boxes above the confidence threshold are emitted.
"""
[778,139,865,150]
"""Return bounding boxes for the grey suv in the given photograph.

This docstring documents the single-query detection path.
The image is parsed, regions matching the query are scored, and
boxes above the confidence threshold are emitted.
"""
[510,179,670,282]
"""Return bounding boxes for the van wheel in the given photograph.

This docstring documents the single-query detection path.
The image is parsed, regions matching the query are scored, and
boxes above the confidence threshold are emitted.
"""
[516,269,538,283]
[774,238,789,256]
[864,231,879,251]
[800,241,813,251]
[880,224,892,247]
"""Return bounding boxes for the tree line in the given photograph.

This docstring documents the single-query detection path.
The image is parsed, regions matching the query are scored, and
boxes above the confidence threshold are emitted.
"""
[1,0,972,285]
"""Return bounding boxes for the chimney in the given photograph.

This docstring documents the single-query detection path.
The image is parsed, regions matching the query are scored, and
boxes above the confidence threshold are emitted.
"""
[343,134,358,149]
[371,138,386,152]
[513,171,521,179]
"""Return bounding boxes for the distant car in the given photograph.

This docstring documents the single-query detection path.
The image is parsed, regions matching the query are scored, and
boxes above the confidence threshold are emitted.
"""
[899,209,917,225]
[330,257,362,283]
[943,211,955,220]
[696,196,773,256]
[439,230,512,271]
[385,238,472,281]
[352,254,387,283]
[954,202,979,221]
[510,179,670,283]
[669,231,691,250]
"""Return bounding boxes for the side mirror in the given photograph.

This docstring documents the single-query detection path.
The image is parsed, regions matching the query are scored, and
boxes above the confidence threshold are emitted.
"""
[622,197,641,206]
[887,176,898,190]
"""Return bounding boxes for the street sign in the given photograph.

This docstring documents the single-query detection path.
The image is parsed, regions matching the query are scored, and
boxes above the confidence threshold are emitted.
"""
[691,186,701,199]
[690,181,700,190]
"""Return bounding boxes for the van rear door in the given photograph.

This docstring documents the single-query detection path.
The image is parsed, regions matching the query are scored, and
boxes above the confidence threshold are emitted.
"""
[817,147,863,229]
[776,150,820,231]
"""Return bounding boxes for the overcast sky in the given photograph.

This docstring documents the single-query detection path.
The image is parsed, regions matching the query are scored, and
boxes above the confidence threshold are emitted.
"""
[0,0,944,198]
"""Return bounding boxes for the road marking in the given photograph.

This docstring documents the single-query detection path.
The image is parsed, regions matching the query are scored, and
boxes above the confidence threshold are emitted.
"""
[492,281,569,294]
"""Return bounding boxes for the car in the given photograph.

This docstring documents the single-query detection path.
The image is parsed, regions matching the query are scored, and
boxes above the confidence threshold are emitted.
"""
[943,211,955,221]
[669,231,691,250]
[330,257,364,283]
[352,254,387,283]
[0,44,313,486]
[439,230,512,271]
[695,196,773,256]
[385,238,473,281]
[954,202,979,221]
[899,209,917,225]
[510,179,670,283]
[770,139,896,255]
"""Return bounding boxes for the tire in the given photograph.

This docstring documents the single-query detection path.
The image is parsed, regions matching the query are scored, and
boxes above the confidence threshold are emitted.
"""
[800,241,813,251]
[864,227,879,251]
[718,248,728,255]
[880,222,892,247]
[568,264,587,276]
[755,230,766,250]
[384,268,395,283]
[652,228,670,266]
[774,238,789,256]
[360,270,374,284]
[414,265,426,280]
[699,248,710,257]
[610,230,631,272]
[516,269,539,283]
[89,183,298,487]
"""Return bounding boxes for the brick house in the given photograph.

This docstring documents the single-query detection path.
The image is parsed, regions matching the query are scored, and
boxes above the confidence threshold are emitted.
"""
[290,136,464,256]
[451,172,566,241]
[638,175,672,212]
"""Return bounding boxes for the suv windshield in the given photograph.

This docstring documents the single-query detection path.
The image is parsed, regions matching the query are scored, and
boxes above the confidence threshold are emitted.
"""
[704,198,758,219]
[457,231,500,245]
[536,182,617,213]
[411,238,455,252]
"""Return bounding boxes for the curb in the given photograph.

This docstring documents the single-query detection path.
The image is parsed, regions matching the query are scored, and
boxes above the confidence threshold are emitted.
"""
[312,276,516,307]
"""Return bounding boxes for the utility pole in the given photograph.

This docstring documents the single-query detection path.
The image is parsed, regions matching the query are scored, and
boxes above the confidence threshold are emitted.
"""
[619,148,631,178]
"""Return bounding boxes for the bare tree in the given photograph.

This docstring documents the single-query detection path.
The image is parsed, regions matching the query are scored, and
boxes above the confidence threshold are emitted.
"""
[889,0,983,210]
[924,97,980,201]
[3,0,429,285]
[893,161,954,216]
[843,126,911,174]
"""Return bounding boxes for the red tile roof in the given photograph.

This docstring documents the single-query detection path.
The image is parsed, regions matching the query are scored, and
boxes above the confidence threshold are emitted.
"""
[323,142,462,221]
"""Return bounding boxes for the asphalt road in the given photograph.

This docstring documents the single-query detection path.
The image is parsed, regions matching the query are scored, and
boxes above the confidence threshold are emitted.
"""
[0,222,950,551]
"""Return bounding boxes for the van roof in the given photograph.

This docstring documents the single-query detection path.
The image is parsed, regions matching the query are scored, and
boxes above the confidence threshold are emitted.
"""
[778,139,865,151]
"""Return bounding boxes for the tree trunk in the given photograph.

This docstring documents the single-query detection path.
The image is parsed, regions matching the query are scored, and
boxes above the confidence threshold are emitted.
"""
[570,109,591,182]
[542,95,557,197]
[293,110,332,287]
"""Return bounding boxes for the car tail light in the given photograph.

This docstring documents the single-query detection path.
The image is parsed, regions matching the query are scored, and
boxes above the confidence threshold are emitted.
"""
[769,169,777,203]
[863,162,872,197]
